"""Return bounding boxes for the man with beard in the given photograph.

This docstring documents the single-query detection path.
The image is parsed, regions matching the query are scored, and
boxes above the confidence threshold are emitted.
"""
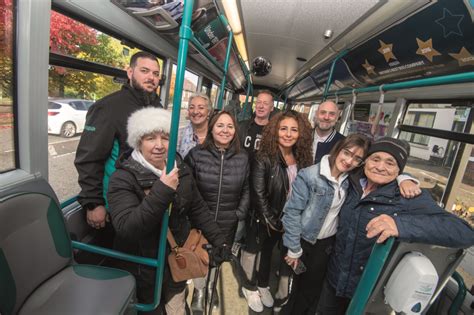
[75,51,162,229]
[312,101,345,164]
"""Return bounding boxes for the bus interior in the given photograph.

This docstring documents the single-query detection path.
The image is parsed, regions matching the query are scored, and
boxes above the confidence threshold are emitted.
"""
[0,0,473,314]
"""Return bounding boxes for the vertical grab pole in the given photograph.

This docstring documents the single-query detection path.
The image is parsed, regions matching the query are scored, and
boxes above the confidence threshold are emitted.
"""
[216,15,234,110]
[322,49,348,101]
[142,0,194,311]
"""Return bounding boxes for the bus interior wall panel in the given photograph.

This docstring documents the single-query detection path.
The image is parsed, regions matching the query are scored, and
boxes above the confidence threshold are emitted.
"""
[289,0,474,101]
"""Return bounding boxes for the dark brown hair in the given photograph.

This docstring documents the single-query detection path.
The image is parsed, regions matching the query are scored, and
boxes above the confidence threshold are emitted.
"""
[202,110,240,153]
[328,133,370,168]
[130,51,158,67]
[257,110,313,168]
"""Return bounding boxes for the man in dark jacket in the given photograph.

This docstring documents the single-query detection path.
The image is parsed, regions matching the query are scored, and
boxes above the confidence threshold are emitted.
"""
[318,138,474,314]
[74,51,162,229]
[312,100,345,164]
[238,90,274,162]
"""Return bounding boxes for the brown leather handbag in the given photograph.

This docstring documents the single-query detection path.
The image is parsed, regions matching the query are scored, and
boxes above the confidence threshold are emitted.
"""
[167,228,209,282]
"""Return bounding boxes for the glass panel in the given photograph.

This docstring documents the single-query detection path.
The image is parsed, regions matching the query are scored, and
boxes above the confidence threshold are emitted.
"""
[210,83,219,107]
[451,145,474,290]
[402,103,471,132]
[0,0,15,172]
[48,67,122,202]
[50,11,144,70]
[168,64,199,108]
[403,135,461,205]
[344,103,395,139]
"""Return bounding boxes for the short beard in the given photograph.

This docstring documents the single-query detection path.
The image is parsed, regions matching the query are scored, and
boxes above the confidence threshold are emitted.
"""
[131,76,157,106]
[315,121,335,131]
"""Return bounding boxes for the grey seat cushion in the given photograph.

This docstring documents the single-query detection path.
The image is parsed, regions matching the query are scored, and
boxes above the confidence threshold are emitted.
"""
[19,264,136,315]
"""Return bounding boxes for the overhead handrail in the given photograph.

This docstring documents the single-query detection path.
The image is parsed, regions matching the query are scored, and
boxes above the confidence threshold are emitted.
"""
[370,85,385,137]
[322,49,349,100]
[326,71,474,97]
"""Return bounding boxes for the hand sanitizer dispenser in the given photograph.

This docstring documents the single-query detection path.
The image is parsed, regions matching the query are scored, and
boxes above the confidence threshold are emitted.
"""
[384,252,438,314]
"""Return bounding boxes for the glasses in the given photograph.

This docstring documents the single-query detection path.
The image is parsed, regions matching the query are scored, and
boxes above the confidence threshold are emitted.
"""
[341,148,364,166]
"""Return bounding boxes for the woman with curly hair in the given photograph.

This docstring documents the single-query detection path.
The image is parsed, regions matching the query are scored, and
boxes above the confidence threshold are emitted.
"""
[241,110,313,312]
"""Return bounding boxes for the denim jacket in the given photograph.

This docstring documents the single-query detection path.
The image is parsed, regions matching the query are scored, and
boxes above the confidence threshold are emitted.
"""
[282,157,350,255]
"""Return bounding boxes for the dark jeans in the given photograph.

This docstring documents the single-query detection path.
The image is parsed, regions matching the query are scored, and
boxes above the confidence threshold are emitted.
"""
[316,279,351,315]
[283,236,335,315]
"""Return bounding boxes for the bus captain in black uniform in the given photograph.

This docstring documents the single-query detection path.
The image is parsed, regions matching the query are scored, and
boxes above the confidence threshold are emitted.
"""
[74,51,162,230]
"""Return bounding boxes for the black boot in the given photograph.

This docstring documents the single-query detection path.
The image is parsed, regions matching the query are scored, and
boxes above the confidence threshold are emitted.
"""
[191,288,205,314]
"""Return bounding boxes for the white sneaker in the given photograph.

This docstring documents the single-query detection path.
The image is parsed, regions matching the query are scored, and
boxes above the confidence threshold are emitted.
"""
[257,286,274,308]
[242,287,264,312]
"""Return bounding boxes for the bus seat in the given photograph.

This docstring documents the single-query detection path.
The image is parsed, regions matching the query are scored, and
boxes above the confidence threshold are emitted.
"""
[0,179,136,315]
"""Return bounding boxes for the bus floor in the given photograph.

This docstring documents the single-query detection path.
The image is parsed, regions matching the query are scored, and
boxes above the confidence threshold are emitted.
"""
[185,244,283,314]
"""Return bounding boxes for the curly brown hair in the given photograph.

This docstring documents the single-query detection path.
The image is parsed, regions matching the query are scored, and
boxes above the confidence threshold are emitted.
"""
[257,110,313,168]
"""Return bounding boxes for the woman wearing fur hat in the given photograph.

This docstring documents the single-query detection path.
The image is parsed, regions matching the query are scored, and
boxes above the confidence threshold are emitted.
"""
[107,107,229,315]
[185,110,250,311]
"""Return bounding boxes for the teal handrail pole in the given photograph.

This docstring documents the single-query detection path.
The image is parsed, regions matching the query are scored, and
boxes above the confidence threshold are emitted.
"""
[346,238,395,315]
[322,49,348,100]
[134,0,195,312]
[327,71,474,97]
[449,272,467,315]
[216,15,233,110]
[71,241,158,267]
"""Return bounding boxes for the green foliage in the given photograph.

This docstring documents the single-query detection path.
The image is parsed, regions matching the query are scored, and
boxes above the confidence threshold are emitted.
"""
[48,12,140,99]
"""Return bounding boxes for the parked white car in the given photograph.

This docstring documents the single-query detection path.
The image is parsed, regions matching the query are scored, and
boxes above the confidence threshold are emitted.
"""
[48,99,94,138]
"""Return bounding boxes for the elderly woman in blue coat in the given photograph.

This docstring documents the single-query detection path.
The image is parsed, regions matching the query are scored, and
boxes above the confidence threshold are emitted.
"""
[317,138,474,314]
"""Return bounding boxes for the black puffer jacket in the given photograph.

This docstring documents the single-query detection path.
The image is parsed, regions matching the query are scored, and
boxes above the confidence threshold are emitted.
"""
[251,152,296,229]
[185,144,250,243]
[108,152,225,285]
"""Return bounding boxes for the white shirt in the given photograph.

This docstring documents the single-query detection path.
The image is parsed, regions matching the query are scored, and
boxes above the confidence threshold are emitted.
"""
[317,155,349,239]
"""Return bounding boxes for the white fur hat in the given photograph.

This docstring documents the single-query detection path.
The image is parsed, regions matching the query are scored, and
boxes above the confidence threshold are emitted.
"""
[127,107,171,150]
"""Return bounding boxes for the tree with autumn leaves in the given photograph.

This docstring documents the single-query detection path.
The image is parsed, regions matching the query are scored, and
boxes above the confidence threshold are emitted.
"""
[1,7,137,101]
[49,11,139,99]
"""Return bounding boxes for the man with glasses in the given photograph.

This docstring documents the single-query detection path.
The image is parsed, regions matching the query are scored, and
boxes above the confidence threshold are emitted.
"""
[75,51,162,230]
[317,137,474,314]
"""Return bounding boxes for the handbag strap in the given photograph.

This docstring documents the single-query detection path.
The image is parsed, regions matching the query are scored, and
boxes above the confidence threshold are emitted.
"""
[167,228,179,251]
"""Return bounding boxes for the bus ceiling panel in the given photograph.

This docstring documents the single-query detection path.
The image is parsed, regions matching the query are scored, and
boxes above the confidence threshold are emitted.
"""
[240,0,430,90]
[285,0,474,99]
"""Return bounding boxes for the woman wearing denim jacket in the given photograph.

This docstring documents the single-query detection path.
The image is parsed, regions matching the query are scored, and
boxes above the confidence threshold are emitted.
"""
[282,134,369,314]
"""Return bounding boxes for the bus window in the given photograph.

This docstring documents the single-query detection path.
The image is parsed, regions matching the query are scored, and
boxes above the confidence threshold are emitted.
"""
[0,0,15,173]
[345,102,396,139]
[210,83,219,107]
[451,145,474,290]
[50,11,146,71]
[167,64,199,109]
[399,103,472,207]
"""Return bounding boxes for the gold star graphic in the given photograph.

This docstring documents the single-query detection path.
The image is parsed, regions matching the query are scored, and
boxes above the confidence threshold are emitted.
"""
[416,38,441,62]
[362,59,376,75]
[378,40,397,62]
[449,47,474,67]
